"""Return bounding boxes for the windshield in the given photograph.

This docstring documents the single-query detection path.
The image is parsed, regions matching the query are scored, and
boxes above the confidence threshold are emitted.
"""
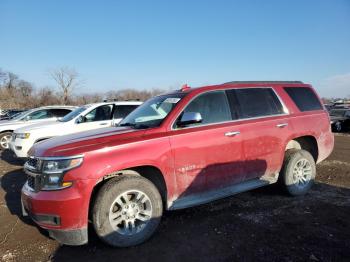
[9,110,27,119]
[330,110,346,117]
[59,106,88,122]
[11,110,32,120]
[119,94,185,129]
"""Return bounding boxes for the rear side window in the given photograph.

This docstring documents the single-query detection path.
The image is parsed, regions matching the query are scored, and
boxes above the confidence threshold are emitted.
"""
[113,105,139,119]
[229,88,284,119]
[284,87,323,111]
[180,91,231,126]
[49,109,72,117]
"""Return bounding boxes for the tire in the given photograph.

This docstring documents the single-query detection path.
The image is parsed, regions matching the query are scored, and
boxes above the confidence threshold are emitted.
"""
[280,149,316,196]
[92,175,163,247]
[334,121,342,132]
[0,132,13,150]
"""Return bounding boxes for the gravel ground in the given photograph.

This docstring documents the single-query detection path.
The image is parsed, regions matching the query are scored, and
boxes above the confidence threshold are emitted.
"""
[0,134,349,262]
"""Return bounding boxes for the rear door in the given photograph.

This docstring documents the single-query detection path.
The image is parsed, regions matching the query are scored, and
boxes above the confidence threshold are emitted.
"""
[169,90,244,197]
[227,88,291,181]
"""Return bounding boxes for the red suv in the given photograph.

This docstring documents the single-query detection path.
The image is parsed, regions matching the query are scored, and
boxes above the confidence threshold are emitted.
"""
[21,81,334,247]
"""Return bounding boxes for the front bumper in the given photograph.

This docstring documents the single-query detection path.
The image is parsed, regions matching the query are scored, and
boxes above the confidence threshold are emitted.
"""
[9,138,32,158]
[21,178,95,245]
[48,228,88,246]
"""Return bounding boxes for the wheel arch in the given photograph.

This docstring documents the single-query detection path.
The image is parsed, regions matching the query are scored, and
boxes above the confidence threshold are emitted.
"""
[0,130,14,134]
[89,165,168,219]
[285,135,319,162]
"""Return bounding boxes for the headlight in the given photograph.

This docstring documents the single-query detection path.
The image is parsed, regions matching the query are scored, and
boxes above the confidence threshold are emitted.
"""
[41,156,83,190]
[16,133,30,139]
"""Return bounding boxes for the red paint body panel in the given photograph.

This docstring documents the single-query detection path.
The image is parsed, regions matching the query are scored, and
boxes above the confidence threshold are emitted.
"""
[22,82,334,234]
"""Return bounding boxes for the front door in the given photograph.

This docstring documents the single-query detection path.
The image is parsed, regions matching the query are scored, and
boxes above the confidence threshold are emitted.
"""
[75,104,114,132]
[169,91,244,199]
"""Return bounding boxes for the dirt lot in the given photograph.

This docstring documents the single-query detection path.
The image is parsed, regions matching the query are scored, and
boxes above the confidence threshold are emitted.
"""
[0,135,350,262]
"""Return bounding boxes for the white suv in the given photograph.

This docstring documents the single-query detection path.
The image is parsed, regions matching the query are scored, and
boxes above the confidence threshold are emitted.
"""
[0,106,76,150]
[10,101,142,158]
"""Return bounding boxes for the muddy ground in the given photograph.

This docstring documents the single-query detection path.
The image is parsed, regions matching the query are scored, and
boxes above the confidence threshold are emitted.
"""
[0,135,349,262]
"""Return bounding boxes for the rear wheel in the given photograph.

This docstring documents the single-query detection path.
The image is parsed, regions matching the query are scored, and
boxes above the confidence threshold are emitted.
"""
[92,175,163,247]
[0,132,12,150]
[280,149,316,196]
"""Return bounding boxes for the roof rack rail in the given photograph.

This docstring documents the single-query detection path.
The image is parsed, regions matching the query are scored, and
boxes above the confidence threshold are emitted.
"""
[102,98,141,102]
[223,81,303,84]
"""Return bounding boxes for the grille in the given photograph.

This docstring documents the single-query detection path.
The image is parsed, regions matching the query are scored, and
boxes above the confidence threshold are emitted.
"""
[25,157,42,192]
[26,173,42,192]
[27,175,36,189]
[26,157,40,171]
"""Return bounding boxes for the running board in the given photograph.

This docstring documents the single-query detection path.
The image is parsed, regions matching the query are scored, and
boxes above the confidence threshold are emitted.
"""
[169,175,278,210]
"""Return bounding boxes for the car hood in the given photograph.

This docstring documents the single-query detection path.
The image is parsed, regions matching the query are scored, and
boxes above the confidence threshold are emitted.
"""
[29,126,147,157]
[15,120,63,133]
[0,119,24,128]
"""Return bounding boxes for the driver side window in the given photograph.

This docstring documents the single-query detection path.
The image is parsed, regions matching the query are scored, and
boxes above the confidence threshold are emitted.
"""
[82,105,113,123]
[177,91,231,128]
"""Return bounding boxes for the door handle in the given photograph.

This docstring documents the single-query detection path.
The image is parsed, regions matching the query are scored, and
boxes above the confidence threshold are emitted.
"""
[99,123,108,126]
[276,123,288,128]
[225,131,240,137]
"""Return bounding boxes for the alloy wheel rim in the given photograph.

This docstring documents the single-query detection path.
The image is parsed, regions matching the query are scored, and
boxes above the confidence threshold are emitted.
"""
[0,135,11,149]
[109,190,152,236]
[292,158,312,188]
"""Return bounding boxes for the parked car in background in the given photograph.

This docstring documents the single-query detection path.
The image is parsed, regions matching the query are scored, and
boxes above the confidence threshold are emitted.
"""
[324,104,333,112]
[10,101,142,158]
[0,109,27,120]
[0,106,76,150]
[21,81,333,247]
[329,108,350,132]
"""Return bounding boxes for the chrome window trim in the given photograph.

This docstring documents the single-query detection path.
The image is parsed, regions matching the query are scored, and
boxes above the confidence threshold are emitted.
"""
[171,87,289,131]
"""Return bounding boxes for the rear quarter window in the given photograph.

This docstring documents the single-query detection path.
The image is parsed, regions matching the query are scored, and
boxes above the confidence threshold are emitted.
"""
[113,105,139,119]
[284,87,323,112]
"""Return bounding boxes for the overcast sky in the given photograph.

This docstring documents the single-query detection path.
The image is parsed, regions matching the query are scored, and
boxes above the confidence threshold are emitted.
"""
[1,0,349,98]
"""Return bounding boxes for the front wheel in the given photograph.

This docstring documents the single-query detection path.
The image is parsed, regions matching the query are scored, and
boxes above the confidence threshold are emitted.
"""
[280,149,316,196]
[92,175,163,247]
[0,132,13,150]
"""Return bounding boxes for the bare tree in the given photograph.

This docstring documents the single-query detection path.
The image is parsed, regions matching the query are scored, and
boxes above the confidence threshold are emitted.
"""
[0,68,7,87]
[50,66,80,104]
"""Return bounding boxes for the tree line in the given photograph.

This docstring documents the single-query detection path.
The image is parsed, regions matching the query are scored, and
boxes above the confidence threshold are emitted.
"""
[0,67,166,110]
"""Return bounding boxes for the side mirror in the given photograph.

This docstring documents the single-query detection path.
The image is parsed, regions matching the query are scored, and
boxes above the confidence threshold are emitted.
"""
[75,115,84,124]
[177,112,202,127]
[24,115,31,121]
